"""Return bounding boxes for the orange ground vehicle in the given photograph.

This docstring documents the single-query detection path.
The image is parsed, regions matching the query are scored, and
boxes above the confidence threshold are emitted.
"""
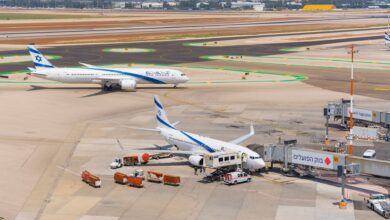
[163,174,180,186]
[123,153,150,166]
[81,170,101,188]
[146,171,163,183]
[127,176,143,187]
[113,172,128,184]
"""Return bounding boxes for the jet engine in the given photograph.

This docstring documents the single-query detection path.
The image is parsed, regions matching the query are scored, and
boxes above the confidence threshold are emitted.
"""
[189,155,204,167]
[120,79,137,91]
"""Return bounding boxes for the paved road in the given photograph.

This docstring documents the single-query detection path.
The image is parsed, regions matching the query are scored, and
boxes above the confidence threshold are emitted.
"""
[0,15,386,38]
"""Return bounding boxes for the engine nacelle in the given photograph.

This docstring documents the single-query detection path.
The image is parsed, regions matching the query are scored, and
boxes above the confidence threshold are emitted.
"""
[120,79,137,91]
[189,155,204,167]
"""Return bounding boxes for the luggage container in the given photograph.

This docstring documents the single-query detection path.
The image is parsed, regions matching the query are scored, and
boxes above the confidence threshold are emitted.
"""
[113,172,128,184]
[81,170,101,188]
[128,169,144,179]
[123,156,139,166]
[163,174,180,186]
[123,153,150,166]
[127,176,143,187]
[146,171,163,183]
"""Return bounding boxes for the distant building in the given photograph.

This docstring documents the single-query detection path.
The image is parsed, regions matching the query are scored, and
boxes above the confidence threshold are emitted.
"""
[231,1,265,11]
[113,1,127,8]
[141,2,163,8]
[302,4,336,11]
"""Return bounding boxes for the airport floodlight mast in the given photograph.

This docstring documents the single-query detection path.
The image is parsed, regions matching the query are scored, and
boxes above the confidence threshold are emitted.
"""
[347,45,358,156]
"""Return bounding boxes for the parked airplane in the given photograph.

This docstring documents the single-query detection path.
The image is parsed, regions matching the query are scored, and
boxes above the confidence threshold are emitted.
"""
[385,32,390,47]
[27,46,189,91]
[131,96,266,172]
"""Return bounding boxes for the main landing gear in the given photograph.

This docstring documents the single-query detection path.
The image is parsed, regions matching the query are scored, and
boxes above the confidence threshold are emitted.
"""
[102,82,113,91]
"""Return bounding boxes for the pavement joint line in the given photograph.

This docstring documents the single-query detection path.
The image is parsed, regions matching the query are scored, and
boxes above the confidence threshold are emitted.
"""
[160,92,297,136]
[200,55,390,71]
[181,25,386,47]
[374,88,390,91]
[102,48,156,53]
[0,54,61,65]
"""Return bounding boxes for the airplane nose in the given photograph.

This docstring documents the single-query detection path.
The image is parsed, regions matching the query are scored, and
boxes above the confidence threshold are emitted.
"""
[257,159,266,169]
[182,76,189,82]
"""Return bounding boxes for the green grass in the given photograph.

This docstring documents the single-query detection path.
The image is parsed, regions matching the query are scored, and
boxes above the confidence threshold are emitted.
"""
[0,13,96,20]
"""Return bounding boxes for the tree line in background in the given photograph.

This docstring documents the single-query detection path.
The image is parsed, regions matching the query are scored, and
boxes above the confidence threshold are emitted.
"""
[0,0,386,9]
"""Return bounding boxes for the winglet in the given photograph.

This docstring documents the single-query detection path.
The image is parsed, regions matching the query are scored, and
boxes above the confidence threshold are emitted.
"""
[229,122,255,145]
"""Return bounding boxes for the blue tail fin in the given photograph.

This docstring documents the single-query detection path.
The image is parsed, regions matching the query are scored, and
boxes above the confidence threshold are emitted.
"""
[154,95,175,129]
[385,32,390,45]
[27,46,55,69]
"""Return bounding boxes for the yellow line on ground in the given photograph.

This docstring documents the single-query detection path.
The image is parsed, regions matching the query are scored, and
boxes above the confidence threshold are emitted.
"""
[374,88,390,91]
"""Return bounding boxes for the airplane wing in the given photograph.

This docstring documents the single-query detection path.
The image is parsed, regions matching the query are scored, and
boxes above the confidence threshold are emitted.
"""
[79,62,97,68]
[128,149,205,157]
[28,67,36,72]
[116,138,204,156]
[229,123,255,145]
[123,125,160,132]
[154,144,174,150]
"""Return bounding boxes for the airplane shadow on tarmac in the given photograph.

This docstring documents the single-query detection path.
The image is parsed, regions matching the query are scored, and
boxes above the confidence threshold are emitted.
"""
[28,85,187,98]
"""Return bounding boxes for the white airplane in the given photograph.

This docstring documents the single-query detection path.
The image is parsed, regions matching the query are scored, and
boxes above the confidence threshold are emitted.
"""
[27,46,189,91]
[131,96,266,172]
[385,32,390,47]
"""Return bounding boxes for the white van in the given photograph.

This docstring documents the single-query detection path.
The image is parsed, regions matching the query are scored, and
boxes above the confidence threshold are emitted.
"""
[363,149,376,159]
[223,171,251,185]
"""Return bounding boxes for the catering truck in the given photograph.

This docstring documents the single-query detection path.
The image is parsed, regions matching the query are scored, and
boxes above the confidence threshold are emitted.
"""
[366,193,390,219]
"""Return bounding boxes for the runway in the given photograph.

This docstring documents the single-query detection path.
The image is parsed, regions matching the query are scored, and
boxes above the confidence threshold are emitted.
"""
[0,15,386,38]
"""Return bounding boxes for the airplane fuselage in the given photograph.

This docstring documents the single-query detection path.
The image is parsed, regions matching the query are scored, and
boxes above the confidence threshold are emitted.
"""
[159,127,265,171]
[32,67,189,85]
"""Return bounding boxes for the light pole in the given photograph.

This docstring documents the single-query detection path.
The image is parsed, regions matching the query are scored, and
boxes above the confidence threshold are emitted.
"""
[347,45,358,156]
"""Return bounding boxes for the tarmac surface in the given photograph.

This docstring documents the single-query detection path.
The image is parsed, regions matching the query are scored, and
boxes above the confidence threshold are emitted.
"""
[0,32,385,100]
[0,23,389,220]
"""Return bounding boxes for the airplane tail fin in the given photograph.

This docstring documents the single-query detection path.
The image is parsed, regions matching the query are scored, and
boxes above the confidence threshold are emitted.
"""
[385,32,390,45]
[154,95,175,129]
[27,45,55,69]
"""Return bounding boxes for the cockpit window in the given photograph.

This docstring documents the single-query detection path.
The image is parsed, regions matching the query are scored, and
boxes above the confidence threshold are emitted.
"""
[250,156,261,159]
[181,73,186,76]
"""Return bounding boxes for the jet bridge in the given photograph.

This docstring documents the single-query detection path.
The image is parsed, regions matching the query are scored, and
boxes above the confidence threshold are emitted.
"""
[259,143,390,178]
[324,99,390,139]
